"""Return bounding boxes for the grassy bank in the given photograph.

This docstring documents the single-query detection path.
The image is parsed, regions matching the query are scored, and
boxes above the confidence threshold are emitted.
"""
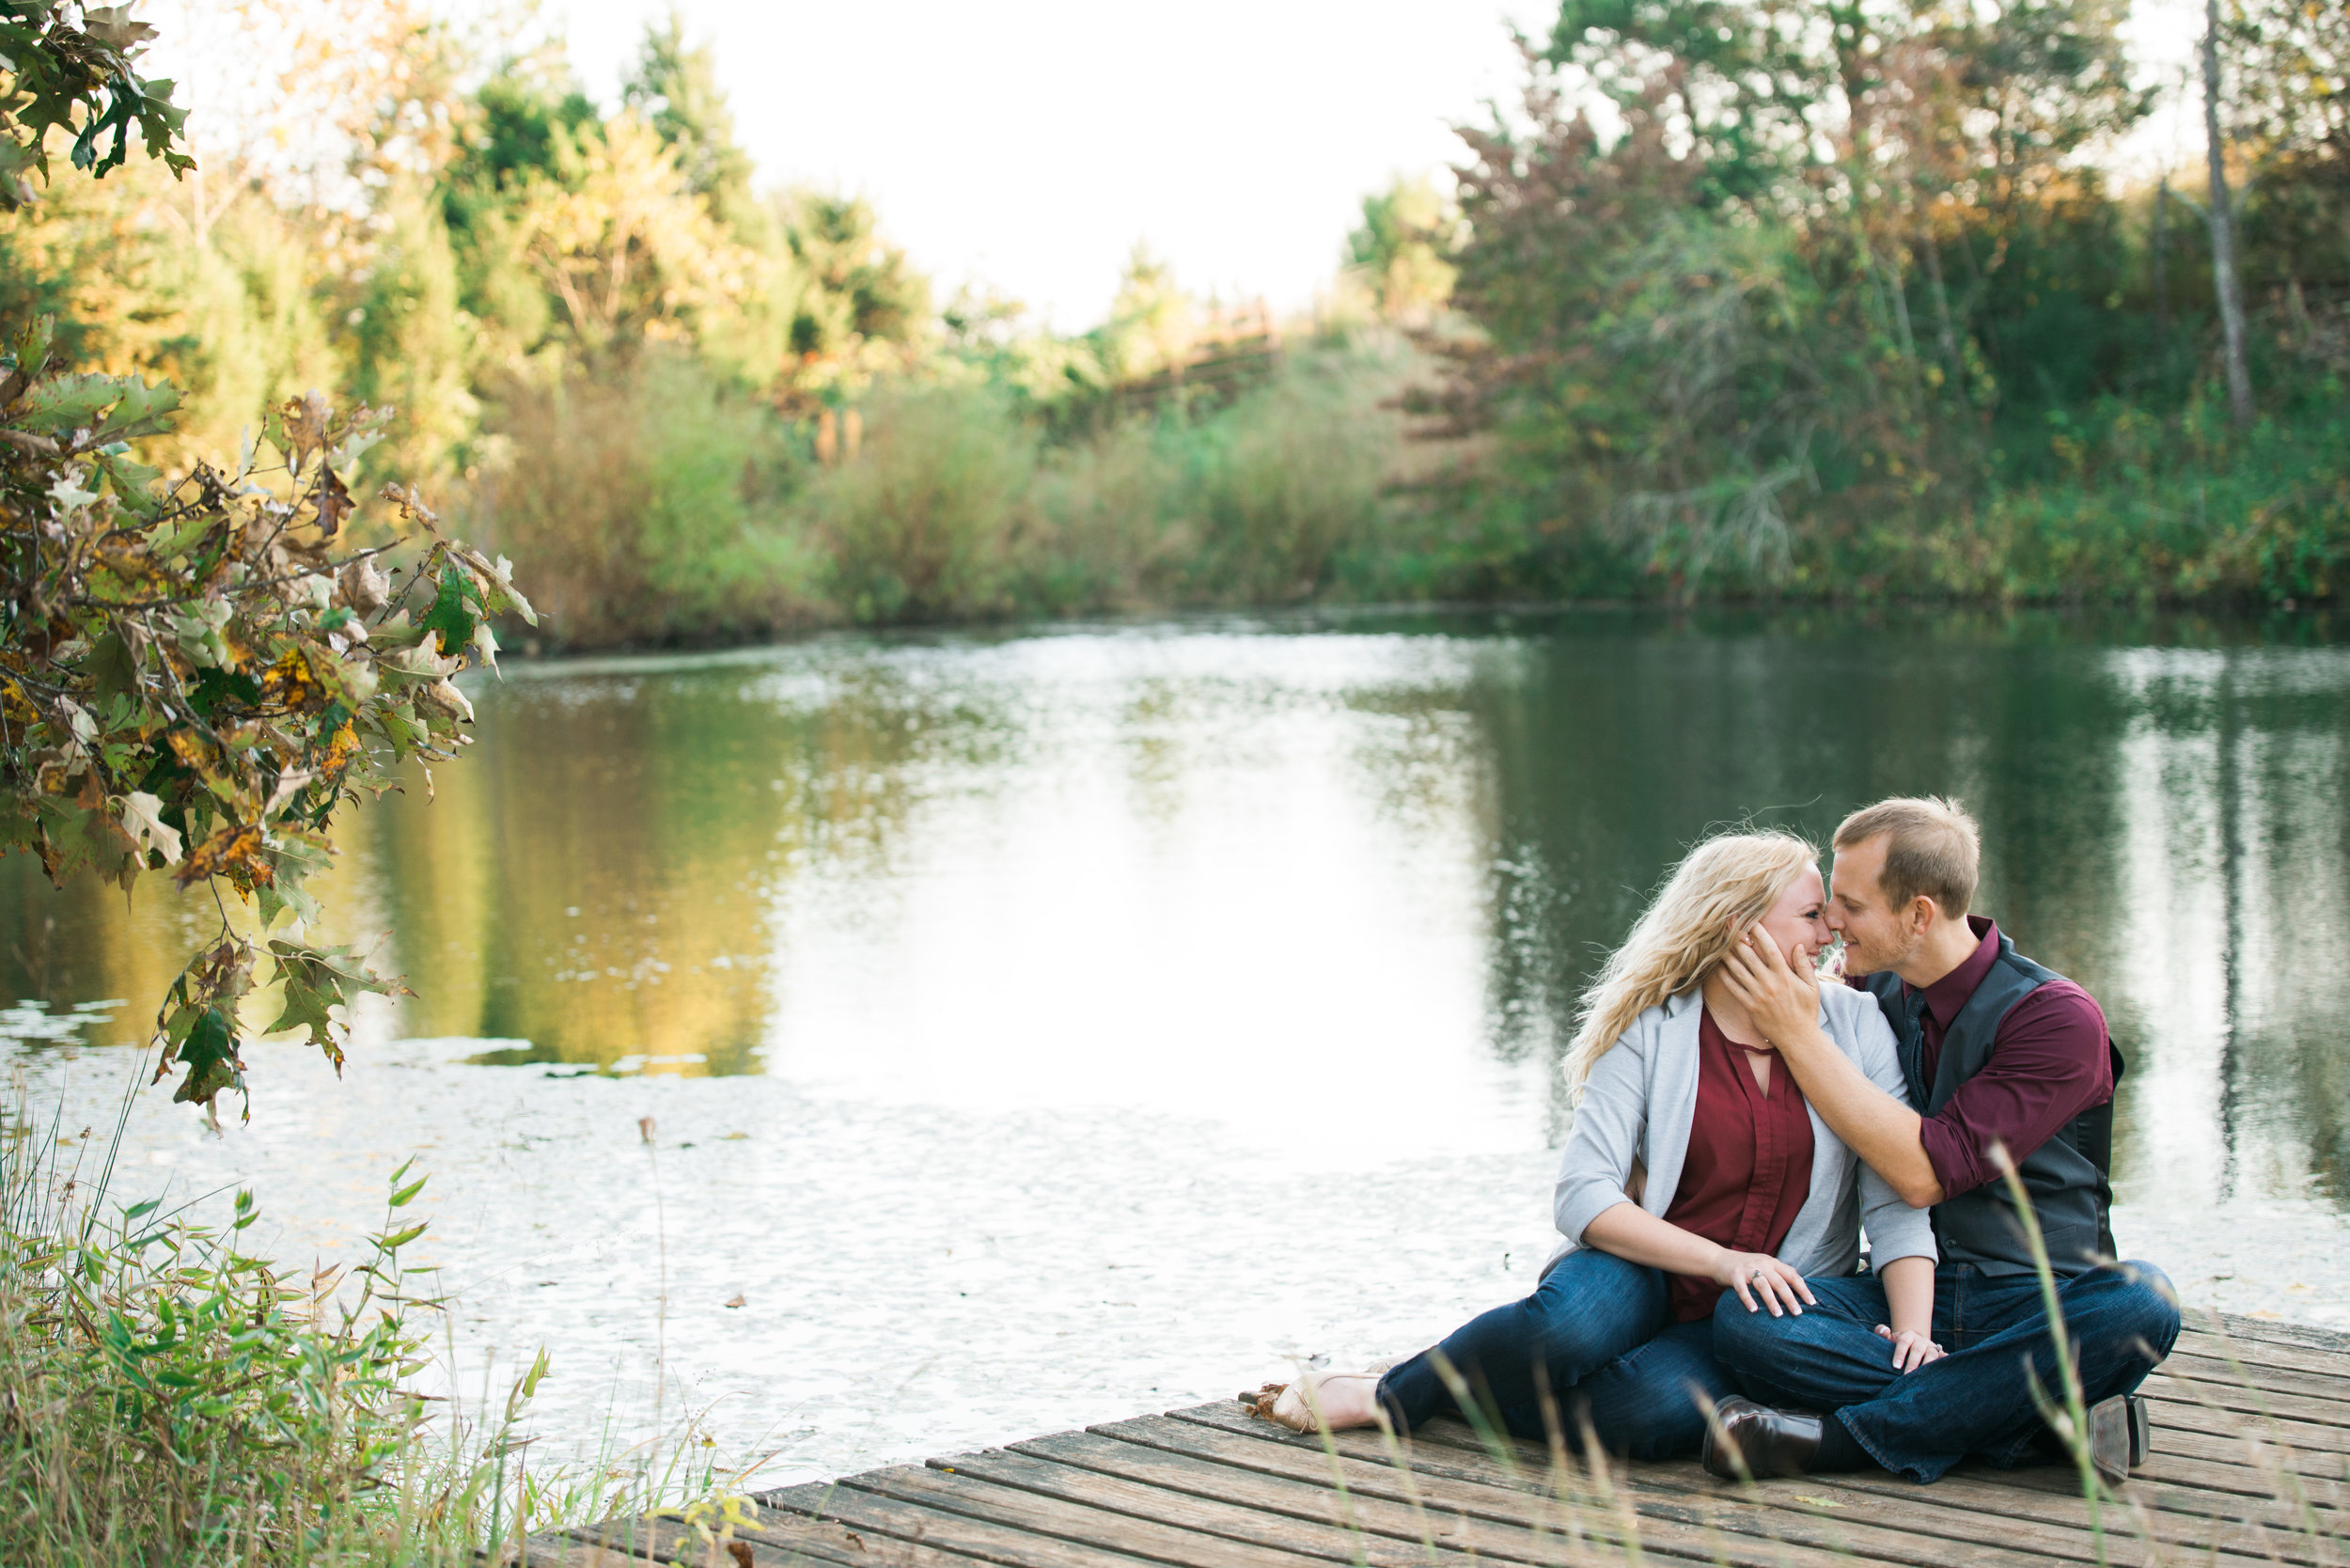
[454,356,2350,651]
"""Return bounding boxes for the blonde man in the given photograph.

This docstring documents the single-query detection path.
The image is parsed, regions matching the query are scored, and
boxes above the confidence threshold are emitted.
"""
[1708,796,2178,1485]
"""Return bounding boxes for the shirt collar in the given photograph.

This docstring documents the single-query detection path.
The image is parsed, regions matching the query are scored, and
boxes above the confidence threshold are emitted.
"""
[1917,915,2000,1024]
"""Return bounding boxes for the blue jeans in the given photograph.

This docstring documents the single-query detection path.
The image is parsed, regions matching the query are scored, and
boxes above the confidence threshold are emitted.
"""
[1376,1248,1735,1459]
[1712,1260,2182,1482]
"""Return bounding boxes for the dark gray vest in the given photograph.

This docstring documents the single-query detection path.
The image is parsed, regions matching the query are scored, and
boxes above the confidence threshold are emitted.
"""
[1862,934,2121,1277]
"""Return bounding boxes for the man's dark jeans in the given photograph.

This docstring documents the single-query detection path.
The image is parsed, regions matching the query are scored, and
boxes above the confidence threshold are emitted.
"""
[1712,1260,2182,1482]
[1377,1248,1736,1460]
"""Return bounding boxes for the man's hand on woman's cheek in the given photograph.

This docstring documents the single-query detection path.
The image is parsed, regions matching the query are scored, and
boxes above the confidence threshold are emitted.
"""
[1722,927,1824,1043]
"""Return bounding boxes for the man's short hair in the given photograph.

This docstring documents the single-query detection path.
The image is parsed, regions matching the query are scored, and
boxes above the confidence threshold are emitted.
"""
[1834,796,1982,917]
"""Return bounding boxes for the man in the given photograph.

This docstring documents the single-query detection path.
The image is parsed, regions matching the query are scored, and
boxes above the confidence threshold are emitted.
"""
[1704,796,2180,1484]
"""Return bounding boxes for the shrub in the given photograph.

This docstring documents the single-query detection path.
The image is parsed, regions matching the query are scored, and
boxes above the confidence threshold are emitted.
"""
[0,1126,467,1564]
[811,384,1035,622]
[1182,343,1400,603]
[470,350,821,646]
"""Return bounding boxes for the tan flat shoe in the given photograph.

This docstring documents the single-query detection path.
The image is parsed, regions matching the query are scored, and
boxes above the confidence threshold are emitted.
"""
[1245,1370,1389,1433]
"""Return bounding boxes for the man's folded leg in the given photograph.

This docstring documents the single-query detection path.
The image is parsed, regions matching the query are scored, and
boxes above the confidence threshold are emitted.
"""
[1710,1273,1909,1413]
[1835,1260,2182,1483]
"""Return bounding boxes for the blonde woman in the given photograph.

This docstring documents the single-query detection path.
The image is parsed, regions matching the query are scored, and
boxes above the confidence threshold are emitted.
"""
[1258,831,1937,1457]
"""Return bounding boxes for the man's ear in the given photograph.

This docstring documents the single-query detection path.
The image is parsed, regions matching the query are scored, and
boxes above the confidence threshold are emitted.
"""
[1909,896,1937,934]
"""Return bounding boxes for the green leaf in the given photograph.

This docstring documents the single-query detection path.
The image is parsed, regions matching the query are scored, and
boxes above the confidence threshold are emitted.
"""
[87,629,137,699]
[416,568,476,658]
[264,938,400,1069]
[168,1007,243,1108]
[10,370,127,433]
[87,375,179,444]
[388,1175,429,1209]
[95,449,165,517]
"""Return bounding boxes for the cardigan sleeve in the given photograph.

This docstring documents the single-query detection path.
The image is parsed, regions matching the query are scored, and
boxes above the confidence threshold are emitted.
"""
[1841,992,1938,1267]
[1554,1029,1651,1245]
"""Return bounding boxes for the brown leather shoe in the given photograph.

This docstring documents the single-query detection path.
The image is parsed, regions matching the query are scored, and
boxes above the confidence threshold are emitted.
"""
[1704,1397,1825,1481]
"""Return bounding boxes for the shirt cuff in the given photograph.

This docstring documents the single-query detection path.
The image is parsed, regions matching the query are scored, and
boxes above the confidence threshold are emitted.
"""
[1918,1116,1981,1199]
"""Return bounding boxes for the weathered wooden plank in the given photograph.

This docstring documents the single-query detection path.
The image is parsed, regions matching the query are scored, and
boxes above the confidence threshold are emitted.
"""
[851,1462,1337,1568]
[1018,1421,1645,1567]
[566,1510,997,1568]
[936,1442,1485,1567]
[506,1534,659,1567]
[1773,1462,2340,1567]
[758,1474,1181,1568]
[2139,1411,2350,1478]
[2148,1378,2350,1437]
[2161,1350,2350,1410]
[2153,1391,2350,1457]
[2206,1315,2350,1356]
[2181,1328,2350,1381]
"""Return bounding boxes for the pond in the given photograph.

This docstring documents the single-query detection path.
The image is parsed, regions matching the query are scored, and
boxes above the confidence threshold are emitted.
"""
[7,607,2349,1483]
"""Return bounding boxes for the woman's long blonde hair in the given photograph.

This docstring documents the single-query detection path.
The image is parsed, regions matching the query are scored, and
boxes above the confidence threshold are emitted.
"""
[1560,830,1821,1100]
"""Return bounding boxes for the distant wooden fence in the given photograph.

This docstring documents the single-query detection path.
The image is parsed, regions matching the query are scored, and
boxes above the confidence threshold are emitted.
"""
[1118,300,1282,415]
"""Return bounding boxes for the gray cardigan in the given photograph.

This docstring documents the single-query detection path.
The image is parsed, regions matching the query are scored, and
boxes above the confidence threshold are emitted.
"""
[1543,982,1937,1280]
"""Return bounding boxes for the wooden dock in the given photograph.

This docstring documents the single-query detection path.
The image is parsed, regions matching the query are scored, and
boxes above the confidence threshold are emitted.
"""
[531,1311,2348,1568]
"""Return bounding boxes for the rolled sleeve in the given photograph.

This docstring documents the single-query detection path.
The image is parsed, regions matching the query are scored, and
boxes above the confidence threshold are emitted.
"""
[1554,1036,1648,1245]
[1920,981,2113,1200]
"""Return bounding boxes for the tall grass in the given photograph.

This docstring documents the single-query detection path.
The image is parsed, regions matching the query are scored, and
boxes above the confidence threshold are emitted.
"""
[0,1077,755,1566]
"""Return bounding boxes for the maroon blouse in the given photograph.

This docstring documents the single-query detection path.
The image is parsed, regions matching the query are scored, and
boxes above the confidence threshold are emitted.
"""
[1661,1009,1816,1323]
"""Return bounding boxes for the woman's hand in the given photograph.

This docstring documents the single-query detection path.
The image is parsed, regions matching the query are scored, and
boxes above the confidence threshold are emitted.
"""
[1874,1324,1946,1372]
[1719,926,1823,1047]
[1713,1249,1816,1317]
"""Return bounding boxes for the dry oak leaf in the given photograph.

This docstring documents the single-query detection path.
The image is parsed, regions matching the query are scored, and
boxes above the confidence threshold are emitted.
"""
[278,390,332,471]
[175,822,272,887]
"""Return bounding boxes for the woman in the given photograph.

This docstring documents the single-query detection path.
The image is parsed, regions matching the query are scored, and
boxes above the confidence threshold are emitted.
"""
[1254,831,1937,1458]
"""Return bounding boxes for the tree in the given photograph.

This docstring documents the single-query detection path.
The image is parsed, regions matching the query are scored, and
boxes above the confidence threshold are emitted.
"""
[2204,0,2256,429]
[621,9,755,223]
[1345,176,1463,323]
[0,6,529,1119]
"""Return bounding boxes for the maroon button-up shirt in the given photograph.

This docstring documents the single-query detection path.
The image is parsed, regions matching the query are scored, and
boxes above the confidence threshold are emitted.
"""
[1663,1008,1815,1322]
[1903,917,2113,1201]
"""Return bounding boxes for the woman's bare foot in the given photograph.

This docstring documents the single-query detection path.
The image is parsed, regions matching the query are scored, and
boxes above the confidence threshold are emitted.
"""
[1256,1370,1389,1433]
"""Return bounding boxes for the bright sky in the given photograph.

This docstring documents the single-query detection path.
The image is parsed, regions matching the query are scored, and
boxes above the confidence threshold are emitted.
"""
[531,0,1550,329]
[530,0,2210,332]
[151,0,2214,333]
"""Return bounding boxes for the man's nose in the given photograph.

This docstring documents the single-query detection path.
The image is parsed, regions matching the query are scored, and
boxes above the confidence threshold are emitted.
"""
[1824,906,1847,932]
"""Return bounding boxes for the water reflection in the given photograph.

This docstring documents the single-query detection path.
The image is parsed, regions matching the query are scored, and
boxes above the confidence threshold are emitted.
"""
[3,611,2346,1213]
